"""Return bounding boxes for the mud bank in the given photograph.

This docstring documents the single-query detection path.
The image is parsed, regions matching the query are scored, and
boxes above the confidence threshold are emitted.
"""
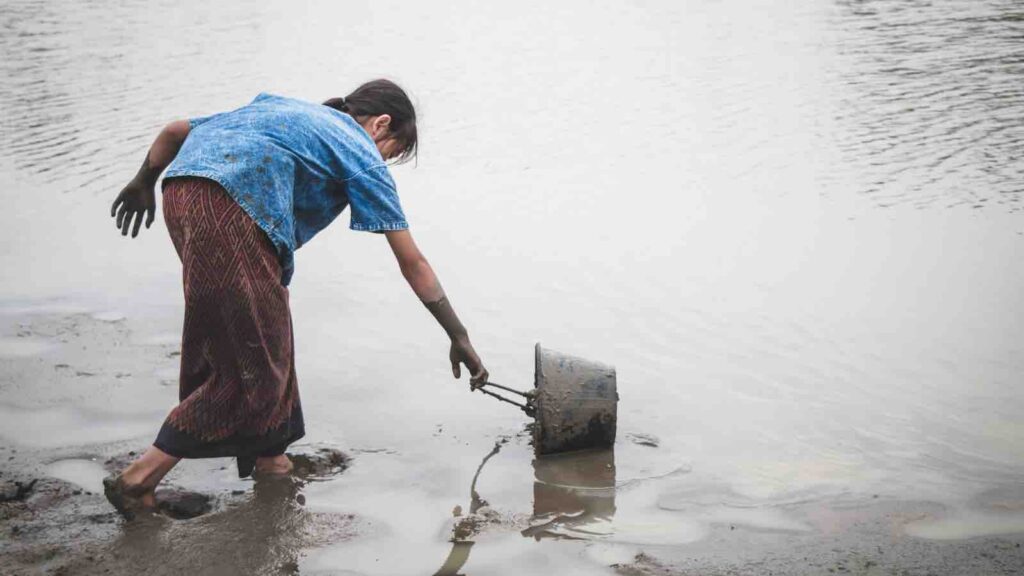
[2,306,1024,575]
[3,472,1023,575]
[0,474,357,576]
[0,308,357,575]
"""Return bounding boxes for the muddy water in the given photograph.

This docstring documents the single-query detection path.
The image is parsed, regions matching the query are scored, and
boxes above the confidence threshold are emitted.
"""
[1,0,1022,574]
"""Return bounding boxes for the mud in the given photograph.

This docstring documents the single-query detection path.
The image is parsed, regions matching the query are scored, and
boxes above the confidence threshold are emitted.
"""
[1,476,357,576]
[1,310,1023,575]
[288,446,350,479]
[1,457,356,576]
[154,489,213,520]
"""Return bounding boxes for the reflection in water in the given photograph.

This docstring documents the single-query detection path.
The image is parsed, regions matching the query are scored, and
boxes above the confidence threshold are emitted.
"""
[524,449,617,540]
[435,442,618,575]
[434,440,505,576]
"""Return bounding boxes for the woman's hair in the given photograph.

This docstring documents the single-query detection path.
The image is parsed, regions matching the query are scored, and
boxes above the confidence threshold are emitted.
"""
[324,79,417,164]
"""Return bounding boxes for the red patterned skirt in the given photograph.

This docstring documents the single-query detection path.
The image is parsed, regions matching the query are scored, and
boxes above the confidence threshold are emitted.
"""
[155,177,304,478]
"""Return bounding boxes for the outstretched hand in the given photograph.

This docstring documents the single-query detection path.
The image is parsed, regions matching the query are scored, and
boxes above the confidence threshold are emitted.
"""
[110,178,156,238]
[449,336,488,390]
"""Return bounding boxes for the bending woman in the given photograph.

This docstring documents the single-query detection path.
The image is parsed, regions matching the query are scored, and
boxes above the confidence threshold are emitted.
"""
[104,79,488,519]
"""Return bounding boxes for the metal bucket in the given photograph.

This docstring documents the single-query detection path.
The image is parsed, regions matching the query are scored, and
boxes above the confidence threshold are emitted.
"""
[532,343,618,455]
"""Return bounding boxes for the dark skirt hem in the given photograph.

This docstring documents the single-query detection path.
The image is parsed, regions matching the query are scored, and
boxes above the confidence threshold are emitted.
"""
[154,404,305,478]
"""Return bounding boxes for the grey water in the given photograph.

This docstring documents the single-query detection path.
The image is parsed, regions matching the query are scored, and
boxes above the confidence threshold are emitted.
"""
[1,0,1022,573]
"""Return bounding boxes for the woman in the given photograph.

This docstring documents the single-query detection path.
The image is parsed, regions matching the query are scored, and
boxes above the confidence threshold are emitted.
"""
[104,79,488,519]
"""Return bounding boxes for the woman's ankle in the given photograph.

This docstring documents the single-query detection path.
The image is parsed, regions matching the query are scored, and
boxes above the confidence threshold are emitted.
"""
[255,454,293,475]
[120,465,157,493]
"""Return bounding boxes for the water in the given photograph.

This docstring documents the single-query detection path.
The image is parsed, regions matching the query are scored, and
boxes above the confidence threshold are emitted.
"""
[1,0,1022,573]
[44,458,108,493]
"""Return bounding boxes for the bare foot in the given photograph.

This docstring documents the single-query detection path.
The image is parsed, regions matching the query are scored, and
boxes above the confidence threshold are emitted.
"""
[254,454,294,477]
[103,474,156,520]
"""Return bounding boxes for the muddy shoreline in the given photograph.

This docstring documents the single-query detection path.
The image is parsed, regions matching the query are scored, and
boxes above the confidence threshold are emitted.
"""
[2,466,1023,575]
[2,310,1024,575]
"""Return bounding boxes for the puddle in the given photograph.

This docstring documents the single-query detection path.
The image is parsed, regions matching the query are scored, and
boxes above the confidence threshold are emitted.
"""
[0,337,56,358]
[45,458,107,493]
[91,310,126,322]
[904,509,1024,540]
[0,403,160,449]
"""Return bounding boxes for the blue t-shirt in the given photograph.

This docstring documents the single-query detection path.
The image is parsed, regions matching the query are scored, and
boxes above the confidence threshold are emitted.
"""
[163,93,408,286]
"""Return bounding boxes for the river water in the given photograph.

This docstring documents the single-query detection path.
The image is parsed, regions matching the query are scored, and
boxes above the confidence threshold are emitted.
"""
[1,0,1022,574]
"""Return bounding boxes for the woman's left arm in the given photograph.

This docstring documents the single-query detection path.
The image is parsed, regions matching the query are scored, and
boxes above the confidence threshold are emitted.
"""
[110,119,191,238]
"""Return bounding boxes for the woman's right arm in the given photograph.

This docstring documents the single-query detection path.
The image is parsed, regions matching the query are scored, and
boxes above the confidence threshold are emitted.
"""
[110,119,191,238]
[385,229,490,388]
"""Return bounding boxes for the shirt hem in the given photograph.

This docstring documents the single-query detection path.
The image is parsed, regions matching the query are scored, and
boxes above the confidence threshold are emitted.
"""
[350,221,409,233]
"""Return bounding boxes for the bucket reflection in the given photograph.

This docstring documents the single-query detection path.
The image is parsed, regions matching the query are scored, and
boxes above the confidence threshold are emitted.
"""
[433,443,618,574]
[523,448,616,540]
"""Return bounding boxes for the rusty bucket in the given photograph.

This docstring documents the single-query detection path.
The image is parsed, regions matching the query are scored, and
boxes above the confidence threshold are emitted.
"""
[473,343,618,455]
[532,344,618,455]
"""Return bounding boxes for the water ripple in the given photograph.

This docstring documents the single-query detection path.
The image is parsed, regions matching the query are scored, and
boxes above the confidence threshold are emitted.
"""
[827,0,1024,211]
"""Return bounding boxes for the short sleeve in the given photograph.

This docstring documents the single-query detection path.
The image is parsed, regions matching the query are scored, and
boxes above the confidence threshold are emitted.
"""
[346,165,409,233]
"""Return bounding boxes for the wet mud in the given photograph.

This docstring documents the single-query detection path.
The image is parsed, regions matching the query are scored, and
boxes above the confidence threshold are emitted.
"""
[288,446,351,479]
[1,310,1023,575]
[2,452,357,576]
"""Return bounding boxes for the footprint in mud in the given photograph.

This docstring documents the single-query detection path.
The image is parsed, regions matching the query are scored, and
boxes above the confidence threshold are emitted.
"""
[155,489,213,520]
[288,446,350,479]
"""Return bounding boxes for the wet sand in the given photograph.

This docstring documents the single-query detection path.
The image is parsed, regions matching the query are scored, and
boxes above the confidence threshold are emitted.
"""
[1,310,1022,575]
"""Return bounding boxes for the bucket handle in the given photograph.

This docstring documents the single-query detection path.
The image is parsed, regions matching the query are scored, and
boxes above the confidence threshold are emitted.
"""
[474,381,536,417]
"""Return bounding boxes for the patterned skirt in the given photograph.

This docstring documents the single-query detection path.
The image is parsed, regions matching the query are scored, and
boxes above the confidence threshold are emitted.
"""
[155,177,304,478]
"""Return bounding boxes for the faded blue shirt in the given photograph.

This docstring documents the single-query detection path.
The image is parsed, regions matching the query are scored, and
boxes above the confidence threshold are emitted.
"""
[163,93,408,286]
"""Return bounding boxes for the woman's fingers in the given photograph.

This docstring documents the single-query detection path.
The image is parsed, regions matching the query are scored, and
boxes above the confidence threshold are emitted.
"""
[110,195,124,217]
[131,210,144,238]
[121,209,133,236]
[470,367,489,389]
[145,205,155,229]
[115,204,128,229]
[452,358,461,378]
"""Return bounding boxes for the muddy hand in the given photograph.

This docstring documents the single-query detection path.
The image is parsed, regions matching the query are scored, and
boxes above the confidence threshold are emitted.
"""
[449,336,488,390]
[110,177,156,238]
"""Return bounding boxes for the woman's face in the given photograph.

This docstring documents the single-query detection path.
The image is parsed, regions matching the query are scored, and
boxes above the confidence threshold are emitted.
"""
[361,114,402,161]
[376,137,403,162]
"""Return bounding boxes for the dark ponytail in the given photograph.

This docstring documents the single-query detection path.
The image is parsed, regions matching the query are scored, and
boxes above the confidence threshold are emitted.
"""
[324,79,418,164]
